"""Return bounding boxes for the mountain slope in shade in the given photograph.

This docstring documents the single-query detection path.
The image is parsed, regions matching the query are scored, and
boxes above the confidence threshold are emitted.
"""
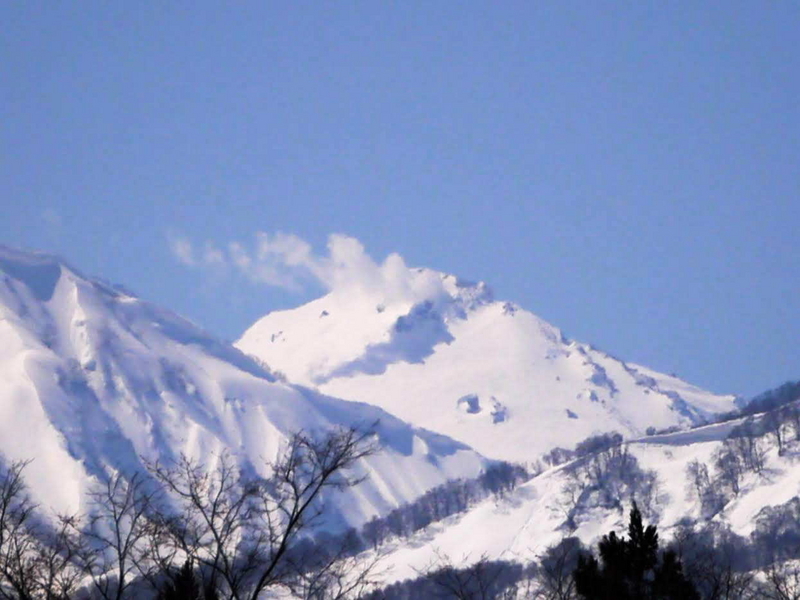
[237,270,737,463]
[0,246,486,528]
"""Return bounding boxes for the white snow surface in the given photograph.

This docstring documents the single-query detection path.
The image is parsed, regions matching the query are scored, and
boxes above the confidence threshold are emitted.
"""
[0,246,486,529]
[237,270,737,463]
[370,414,800,585]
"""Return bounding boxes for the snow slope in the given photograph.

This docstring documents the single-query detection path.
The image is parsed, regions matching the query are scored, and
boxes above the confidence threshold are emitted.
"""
[237,270,737,463]
[0,246,486,529]
[369,414,800,585]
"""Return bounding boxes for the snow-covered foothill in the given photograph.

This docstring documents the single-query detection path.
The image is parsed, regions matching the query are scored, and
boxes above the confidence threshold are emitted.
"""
[367,409,800,586]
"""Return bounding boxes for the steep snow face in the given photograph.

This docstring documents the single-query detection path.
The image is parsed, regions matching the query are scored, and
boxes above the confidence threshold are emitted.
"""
[237,270,737,463]
[0,247,486,527]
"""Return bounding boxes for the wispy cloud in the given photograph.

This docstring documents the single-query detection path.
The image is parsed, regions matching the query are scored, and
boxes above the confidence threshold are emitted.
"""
[169,231,447,304]
[169,236,196,266]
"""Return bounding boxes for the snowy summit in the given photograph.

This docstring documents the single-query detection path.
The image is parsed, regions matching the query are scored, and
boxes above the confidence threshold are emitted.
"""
[236,244,737,463]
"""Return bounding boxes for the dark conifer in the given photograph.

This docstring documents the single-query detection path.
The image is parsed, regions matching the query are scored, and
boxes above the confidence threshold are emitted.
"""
[157,561,202,600]
[573,503,699,600]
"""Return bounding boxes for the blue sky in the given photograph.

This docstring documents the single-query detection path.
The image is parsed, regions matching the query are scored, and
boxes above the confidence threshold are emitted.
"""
[1,2,797,398]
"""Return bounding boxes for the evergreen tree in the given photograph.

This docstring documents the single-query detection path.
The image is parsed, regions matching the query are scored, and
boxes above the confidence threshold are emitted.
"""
[626,501,658,596]
[573,503,698,600]
[157,561,202,600]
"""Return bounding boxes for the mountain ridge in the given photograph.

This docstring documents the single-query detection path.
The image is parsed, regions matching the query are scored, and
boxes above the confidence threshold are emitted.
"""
[0,245,487,530]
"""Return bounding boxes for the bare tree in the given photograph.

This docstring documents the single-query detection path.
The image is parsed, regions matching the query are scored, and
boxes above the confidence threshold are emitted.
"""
[686,460,711,503]
[0,460,40,600]
[729,420,767,474]
[147,425,378,600]
[782,404,800,442]
[0,461,87,600]
[146,451,253,597]
[703,558,755,600]
[31,514,88,600]
[134,509,188,597]
[416,550,511,600]
[714,446,743,497]
[77,471,161,600]
[285,535,385,600]
[556,477,584,531]
[670,527,755,600]
[764,410,787,456]
[633,469,661,520]
[0,428,379,599]
[533,538,581,599]
[760,560,800,600]
[686,460,725,519]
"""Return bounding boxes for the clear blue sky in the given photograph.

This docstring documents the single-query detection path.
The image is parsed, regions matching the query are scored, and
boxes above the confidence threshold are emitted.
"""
[1,2,797,398]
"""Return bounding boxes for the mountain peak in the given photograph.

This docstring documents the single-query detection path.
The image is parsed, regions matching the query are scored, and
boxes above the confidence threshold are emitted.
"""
[0,244,67,302]
[237,269,736,462]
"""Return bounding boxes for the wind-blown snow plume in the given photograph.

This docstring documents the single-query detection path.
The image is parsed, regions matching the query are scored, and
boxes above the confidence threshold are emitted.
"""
[170,232,447,305]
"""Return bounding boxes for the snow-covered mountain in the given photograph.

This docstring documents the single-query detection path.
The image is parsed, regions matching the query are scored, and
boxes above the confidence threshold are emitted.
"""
[0,246,486,528]
[3,243,795,597]
[237,269,737,463]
